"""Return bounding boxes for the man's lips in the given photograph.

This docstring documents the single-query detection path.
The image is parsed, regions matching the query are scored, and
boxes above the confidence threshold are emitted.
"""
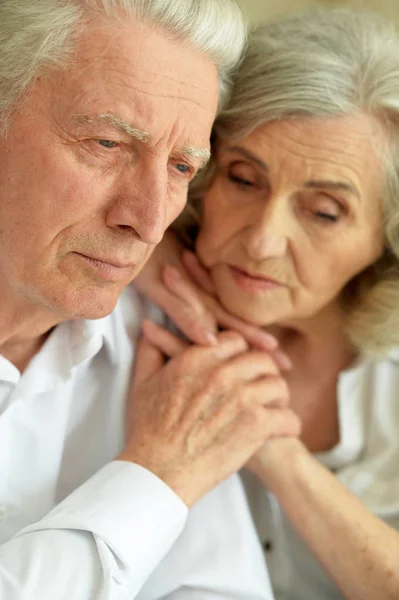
[74,252,136,281]
[229,265,282,292]
[75,252,134,269]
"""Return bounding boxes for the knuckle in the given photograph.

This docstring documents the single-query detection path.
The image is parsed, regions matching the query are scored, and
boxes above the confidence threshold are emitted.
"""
[174,349,198,373]
[216,330,247,347]
[243,404,266,427]
[207,367,232,395]
[258,375,288,402]
[289,411,302,435]
[259,352,279,375]
[277,377,290,399]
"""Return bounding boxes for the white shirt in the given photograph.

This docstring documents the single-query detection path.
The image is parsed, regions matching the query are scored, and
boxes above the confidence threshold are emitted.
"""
[243,350,399,600]
[0,286,274,600]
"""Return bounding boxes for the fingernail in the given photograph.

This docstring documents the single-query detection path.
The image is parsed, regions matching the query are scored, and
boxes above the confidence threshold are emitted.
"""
[165,265,182,281]
[204,332,218,346]
[256,332,278,350]
[183,250,196,262]
[280,354,293,371]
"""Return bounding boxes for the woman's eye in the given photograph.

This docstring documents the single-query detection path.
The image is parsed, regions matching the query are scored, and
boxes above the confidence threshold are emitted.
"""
[309,194,344,224]
[98,139,118,149]
[314,211,340,223]
[226,162,257,188]
[229,173,254,187]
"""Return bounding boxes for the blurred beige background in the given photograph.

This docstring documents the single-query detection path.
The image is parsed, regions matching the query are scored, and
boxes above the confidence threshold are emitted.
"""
[237,0,399,24]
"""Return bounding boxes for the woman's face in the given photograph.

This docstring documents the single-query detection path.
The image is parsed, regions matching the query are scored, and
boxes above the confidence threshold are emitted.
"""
[196,114,385,328]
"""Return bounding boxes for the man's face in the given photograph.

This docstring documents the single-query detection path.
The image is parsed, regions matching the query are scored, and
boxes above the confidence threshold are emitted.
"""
[0,16,218,320]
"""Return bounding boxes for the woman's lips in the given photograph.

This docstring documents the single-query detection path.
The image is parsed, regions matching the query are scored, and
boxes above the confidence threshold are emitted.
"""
[229,265,282,292]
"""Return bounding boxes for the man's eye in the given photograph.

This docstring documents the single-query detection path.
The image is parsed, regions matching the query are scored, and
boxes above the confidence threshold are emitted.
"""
[175,163,190,174]
[98,139,118,149]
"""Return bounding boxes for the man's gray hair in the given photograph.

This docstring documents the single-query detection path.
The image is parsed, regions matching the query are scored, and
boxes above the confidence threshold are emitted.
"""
[187,7,399,356]
[0,0,247,134]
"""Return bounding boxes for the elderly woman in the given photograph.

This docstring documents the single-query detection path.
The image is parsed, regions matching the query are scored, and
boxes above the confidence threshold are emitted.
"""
[136,6,399,600]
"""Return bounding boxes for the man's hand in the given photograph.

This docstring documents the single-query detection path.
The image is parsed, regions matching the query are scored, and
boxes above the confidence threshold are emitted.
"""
[119,325,301,507]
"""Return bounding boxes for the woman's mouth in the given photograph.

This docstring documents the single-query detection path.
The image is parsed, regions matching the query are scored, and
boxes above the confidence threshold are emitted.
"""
[229,265,282,292]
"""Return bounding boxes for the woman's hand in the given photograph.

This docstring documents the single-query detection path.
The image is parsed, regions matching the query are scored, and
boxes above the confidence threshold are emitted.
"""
[134,231,219,346]
[134,230,292,370]
[246,436,305,487]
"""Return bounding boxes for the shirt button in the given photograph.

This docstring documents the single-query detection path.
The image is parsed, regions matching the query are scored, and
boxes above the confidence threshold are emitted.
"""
[263,540,273,552]
[0,505,8,520]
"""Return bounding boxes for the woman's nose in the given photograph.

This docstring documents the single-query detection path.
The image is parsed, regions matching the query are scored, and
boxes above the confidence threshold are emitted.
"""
[245,201,288,259]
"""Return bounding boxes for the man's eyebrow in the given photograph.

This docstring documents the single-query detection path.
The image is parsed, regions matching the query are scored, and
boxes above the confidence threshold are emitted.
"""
[181,146,211,168]
[225,146,269,172]
[304,179,360,200]
[73,113,151,142]
[73,112,210,167]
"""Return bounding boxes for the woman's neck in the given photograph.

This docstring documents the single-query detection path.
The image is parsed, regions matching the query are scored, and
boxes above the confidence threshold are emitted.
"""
[267,304,357,453]
[268,302,356,374]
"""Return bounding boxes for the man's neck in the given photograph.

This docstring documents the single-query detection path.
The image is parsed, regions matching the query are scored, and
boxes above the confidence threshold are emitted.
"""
[0,295,63,373]
[0,333,53,373]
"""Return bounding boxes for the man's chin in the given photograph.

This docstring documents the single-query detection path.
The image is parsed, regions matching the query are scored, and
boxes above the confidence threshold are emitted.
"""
[55,288,122,321]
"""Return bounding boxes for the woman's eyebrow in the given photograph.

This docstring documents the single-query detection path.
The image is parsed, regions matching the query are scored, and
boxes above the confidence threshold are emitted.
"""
[224,145,269,172]
[304,179,360,200]
[225,145,360,200]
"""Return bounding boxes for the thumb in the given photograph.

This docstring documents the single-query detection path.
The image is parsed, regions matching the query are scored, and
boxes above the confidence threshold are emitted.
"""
[133,333,166,386]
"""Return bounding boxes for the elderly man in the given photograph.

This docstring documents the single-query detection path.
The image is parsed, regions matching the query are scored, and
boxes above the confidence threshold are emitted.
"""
[0,1,299,598]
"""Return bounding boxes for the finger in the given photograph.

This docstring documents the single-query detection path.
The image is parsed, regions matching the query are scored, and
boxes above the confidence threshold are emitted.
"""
[193,375,289,431]
[179,347,282,426]
[208,349,281,390]
[182,250,216,295]
[150,331,250,425]
[216,307,292,370]
[171,330,249,379]
[193,407,301,477]
[231,407,301,446]
[142,319,189,358]
[240,376,290,409]
[143,279,217,346]
[162,265,218,345]
[269,348,293,372]
[203,295,280,353]
[133,334,166,386]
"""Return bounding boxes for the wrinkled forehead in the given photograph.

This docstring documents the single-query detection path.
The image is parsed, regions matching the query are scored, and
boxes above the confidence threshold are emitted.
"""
[72,14,218,104]
[219,114,386,192]
[34,14,219,153]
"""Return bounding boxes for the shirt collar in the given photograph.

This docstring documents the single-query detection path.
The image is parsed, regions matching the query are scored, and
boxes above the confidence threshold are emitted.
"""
[67,313,118,368]
[12,313,117,396]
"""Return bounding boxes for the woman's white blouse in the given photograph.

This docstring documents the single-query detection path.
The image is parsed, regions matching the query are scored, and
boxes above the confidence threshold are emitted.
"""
[243,350,399,599]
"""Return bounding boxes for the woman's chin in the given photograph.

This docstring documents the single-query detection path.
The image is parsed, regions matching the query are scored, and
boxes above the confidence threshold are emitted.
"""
[212,269,292,326]
[218,293,288,328]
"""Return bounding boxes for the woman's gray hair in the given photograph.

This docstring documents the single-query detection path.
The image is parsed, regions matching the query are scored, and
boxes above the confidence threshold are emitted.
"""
[0,0,247,134]
[185,6,399,357]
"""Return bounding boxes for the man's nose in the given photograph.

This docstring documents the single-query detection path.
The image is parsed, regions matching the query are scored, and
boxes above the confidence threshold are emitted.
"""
[106,164,171,245]
[245,198,288,260]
